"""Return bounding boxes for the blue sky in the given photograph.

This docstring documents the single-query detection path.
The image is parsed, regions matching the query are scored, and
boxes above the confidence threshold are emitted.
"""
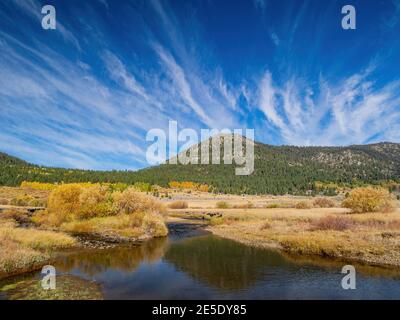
[0,0,399,170]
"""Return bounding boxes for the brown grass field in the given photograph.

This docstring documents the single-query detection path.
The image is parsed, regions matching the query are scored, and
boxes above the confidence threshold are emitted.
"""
[160,190,340,209]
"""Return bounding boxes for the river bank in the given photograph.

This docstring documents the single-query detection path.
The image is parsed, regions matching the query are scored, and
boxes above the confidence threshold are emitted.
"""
[202,208,400,268]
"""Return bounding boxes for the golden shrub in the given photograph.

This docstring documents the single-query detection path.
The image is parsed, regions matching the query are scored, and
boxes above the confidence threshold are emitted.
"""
[114,187,165,215]
[78,185,108,205]
[342,187,395,213]
[295,201,312,209]
[129,212,146,228]
[27,198,46,207]
[44,184,118,224]
[10,195,36,207]
[197,184,209,192]
[77,185,114,219]
[313,197,335,208]
[34,184,167,239]
[142,213,168,237]
[46,184,82,224]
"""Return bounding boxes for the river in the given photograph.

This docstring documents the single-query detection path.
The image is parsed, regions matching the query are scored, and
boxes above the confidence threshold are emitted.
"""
[1,222,400,299]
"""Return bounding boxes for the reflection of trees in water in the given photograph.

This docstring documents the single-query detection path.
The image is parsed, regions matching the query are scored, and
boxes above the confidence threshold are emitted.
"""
[165,235,290,290]
[56,237,169,276]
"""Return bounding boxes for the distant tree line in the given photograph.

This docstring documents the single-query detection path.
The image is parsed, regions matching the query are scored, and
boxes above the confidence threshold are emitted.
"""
[1,141,400,195]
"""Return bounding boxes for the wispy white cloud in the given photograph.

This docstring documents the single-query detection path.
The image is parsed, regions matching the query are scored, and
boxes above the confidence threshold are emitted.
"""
[0,32,153,169]
[259,72,286,132]
[101,50,162,109]
[149,0,242,130]
[257,69,400,146]
[0,4,244,170]
[154,44,214,126]
[217,77,238,111]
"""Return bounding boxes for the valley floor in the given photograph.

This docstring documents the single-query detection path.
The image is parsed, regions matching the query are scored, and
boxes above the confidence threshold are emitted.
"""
[165,192,400,268]
[2,185,400,280]
[206,209,400,268]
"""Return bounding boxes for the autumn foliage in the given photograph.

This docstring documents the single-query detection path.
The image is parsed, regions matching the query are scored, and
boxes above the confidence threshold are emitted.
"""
[342,187,395,213]
[168,181,209,192]
[21,181,57,190]
[33,184,167,238]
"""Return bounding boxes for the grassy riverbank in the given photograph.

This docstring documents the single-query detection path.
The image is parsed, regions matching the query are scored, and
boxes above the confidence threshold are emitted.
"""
[0,185,168,279]
[0,219,77,279]
[205,208,400,267]
[164,189,400,268]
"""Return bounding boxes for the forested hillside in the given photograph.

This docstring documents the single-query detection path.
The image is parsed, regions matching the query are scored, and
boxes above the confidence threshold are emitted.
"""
[1,140,400,195]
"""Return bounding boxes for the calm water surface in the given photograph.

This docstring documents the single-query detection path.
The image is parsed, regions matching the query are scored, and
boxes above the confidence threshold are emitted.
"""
[2,229,400,299]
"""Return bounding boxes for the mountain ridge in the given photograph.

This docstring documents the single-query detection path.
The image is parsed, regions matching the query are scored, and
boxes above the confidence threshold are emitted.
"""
[1,138,400,195]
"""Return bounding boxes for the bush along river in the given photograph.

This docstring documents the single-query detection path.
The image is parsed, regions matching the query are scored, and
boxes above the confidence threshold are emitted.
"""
[2,220,400,300]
